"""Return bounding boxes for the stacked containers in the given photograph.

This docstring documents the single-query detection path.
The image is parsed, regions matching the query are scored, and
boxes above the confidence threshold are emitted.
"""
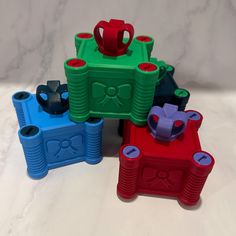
[12,19,214,206]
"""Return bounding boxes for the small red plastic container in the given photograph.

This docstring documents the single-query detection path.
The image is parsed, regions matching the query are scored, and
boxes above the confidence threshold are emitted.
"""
[117,110,215,206]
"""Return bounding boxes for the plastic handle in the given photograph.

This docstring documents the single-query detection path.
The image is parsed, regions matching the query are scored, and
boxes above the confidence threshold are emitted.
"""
[36,80,69,115]
[147,104,188,141]
[93,19,134,56]
[93,20,109,48]
[120,23,134,50]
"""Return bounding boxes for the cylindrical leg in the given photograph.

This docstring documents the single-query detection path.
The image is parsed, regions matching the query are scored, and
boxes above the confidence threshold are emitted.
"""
[74,32,94,55]
[117,145,142,200]
[19,125,48,179]
[173,88,190,111]
[12,91,32,127]
[131,63,159,126]
[179,151,214,206]
[64,58,90,122]
[186,110,203,130]
[85,118,104,164]
[135,36,154,60]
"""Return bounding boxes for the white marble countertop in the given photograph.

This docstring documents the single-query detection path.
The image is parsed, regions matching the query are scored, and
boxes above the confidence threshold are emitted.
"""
[0,0,236,235]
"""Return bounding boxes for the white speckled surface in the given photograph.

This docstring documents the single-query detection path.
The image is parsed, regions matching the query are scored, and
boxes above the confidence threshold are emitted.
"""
[0,0,236,235]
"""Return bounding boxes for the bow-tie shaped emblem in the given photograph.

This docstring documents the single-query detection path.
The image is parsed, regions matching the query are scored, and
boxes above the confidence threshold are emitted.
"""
[147,103,188,141]
[92,82,132,107]
[142,167,184,190]
[46,135,83,159]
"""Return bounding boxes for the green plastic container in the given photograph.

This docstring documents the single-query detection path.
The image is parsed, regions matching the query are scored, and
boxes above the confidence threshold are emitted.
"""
[64,33,167,125]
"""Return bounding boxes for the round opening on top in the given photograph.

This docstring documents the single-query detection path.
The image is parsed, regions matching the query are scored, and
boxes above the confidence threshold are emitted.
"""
[14,91,30,100]
[136,36,152,42]
[167,65,175,72]
[138,63,157,72]
[77,33,93,39]
[67,59,86,68]
[187,111,201,121]
[174,88,189,98]
[122,145,140,159]
[20,125,39,137]
[193,152,212,166]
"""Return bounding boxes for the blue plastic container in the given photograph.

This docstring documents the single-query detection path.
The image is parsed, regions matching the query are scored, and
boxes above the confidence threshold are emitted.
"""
[12,91,104,179]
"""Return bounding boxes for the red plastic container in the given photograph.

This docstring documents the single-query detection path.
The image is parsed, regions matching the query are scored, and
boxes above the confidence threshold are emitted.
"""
[117,110,215,206]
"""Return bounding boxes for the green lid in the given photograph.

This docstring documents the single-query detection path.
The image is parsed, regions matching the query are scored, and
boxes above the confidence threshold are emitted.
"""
[174,88,189,98]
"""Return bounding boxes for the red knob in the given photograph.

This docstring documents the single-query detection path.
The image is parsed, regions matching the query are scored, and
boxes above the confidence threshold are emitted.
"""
[93,19,134,56]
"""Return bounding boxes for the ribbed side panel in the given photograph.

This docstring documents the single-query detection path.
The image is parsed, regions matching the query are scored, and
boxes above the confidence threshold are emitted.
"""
[117,164,138,199]
[131,83,154,124]
[179,173,208,205]
[86,131,102,164]
[14,104,26,128]
[67,76,89,121]
[22,144,48,178]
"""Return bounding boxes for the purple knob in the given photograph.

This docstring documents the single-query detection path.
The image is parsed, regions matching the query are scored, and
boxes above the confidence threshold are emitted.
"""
[187,111,201,121]
[147,104,188,141]
[123,145,140,159]
[193,152,213,166]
